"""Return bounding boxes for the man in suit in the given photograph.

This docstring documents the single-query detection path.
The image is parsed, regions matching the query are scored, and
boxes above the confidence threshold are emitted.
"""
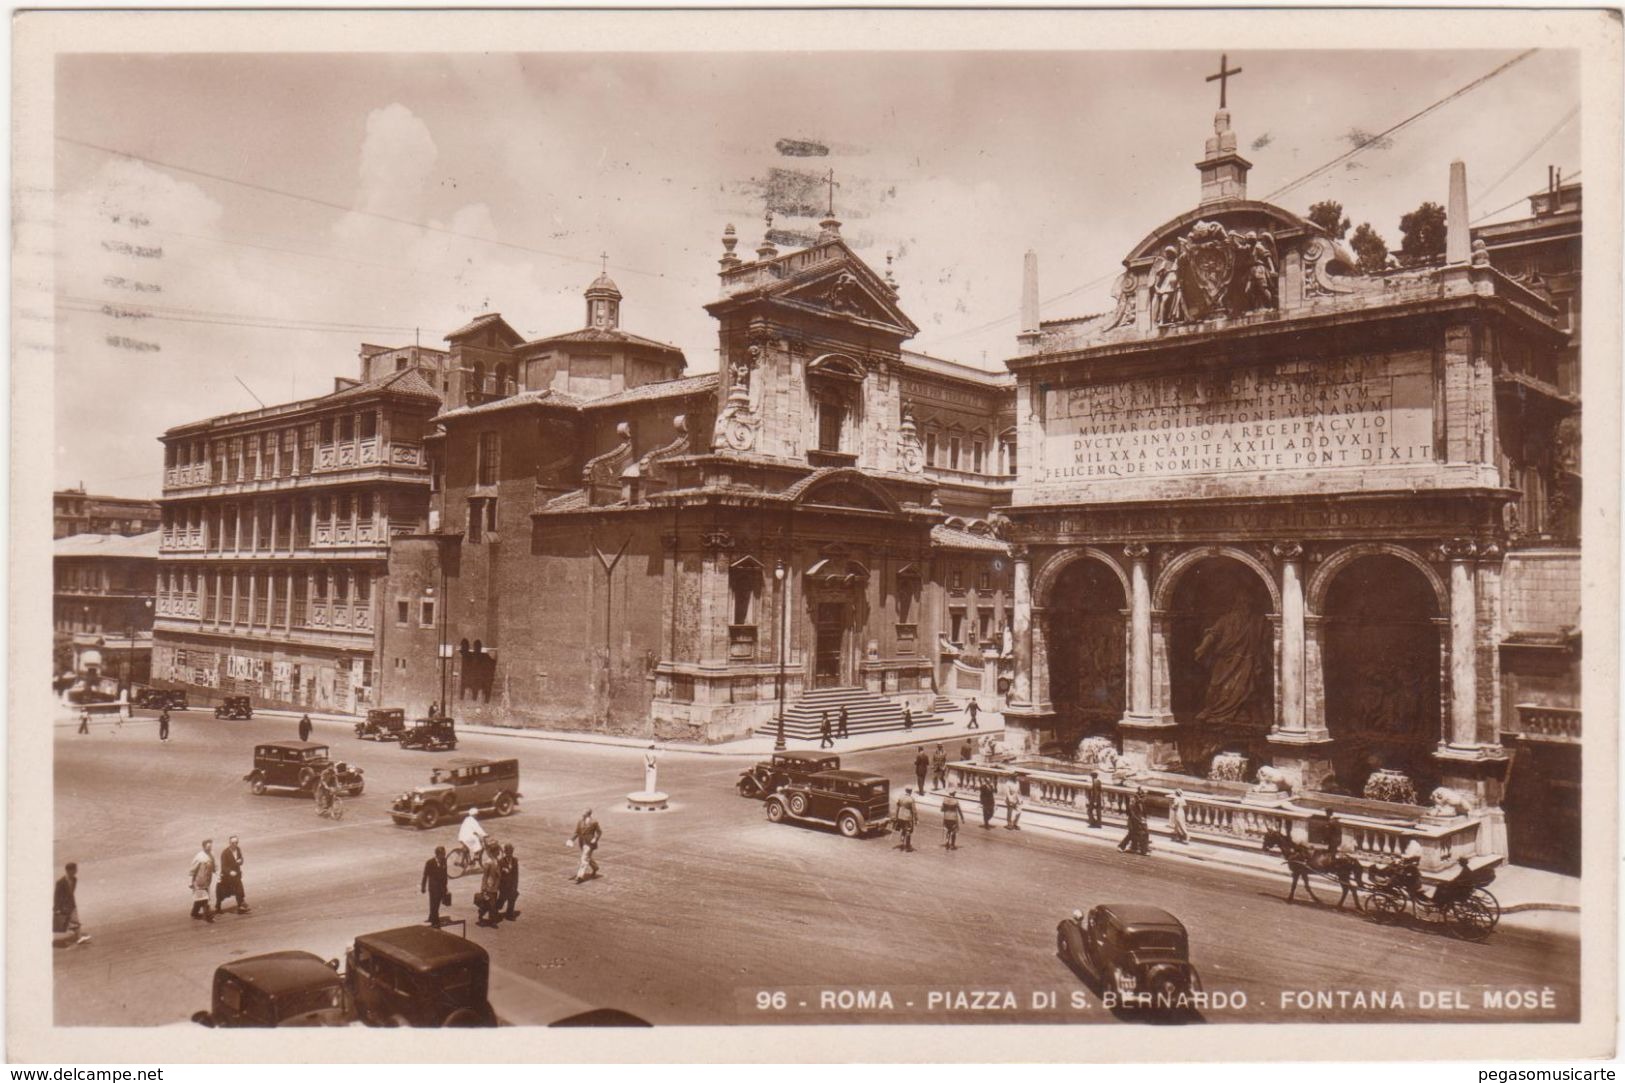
[215,835,250,914]
[298,714,312,742]
[421,846,450,926]
[55,862,90,945]
[819,712,834,749]
[894,787,918,852]
[158,710,171,743]
[570,809,602,883]
[930,744,948,789]
[498,843,521,921]
[188,840,215,923]
[960,737,974,762]
[914,747,929,793]
[965,699,980,729]
[979,778,997,828]
[1086,772,1105,828]
[837,706,850,739]
[476,851,504,927]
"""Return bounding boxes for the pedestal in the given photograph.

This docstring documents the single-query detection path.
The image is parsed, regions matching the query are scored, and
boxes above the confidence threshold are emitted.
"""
[1265,731,1336,793]
[626,790,670,812]
[1431,745,1512,810]
[1118,714,1179,772]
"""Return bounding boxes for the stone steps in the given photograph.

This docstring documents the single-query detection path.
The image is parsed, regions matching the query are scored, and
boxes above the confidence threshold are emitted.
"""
[755,686,949,740]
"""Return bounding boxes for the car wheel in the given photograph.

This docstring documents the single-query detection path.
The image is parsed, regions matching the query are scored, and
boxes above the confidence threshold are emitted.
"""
[1057,923,1084,964]
[297,766,317,791]
[765,799,788,823]
[837,811,862,838]
[494,793,515,816]
[788,793,809,817]
[443,1007,486,1028]
[418,804,442,829]
[736,778,755,798]
[251,780,266,796]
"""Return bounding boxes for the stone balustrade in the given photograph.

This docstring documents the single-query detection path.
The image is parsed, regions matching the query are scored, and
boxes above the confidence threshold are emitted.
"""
[1514,703,1581,742]
[943,760,1488,872]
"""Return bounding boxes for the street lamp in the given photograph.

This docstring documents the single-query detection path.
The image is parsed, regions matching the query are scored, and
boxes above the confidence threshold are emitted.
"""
[773,560,788,752]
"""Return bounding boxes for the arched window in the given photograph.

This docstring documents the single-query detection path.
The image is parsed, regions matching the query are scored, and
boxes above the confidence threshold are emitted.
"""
[806,354,865,457]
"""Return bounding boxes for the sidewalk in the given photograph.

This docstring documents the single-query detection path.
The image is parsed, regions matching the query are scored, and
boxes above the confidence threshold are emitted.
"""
[905,787,1581,927]
[62,702,1004,758]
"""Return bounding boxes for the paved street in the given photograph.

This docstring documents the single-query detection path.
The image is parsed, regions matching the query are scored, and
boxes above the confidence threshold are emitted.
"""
[55,711,1579,1027]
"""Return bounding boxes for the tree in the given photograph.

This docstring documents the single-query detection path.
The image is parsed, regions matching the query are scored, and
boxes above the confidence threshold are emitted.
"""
[1397,201,1448,266]
[1307,200,1351,240]
[1349,222,1390,275]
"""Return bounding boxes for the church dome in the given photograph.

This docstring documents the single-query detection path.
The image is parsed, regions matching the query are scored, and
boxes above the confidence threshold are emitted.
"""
[586,272,622,298]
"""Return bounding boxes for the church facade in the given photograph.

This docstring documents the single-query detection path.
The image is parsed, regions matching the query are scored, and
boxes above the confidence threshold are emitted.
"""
[999,97,1579,868]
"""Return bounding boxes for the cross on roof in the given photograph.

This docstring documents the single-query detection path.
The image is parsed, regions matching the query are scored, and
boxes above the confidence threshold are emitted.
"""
[600,251,608,274]
[1206,53,1243,109]
[825,168,838,217]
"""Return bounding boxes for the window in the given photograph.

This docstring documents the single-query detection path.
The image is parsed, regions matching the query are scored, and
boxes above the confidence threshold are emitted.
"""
[314,570,328,601]
[319,418,334,445]
[291,576,308,626]
[978,569,991,591]
[949,437,962,471]
[896,572,920,622]
[818,402,843,453]
[729,561,762,626]
[925,431,937,467]
[978,608,994,643]
[396,600,410,626]
[355,572,370,604]
[396,358,408,371]
[951,569,964,590]
[339,414,355,442]
[338,493,352,522]
[281,430,296,476]
[467,498,497,542]
[973,440,985,473]
[477,432,500,487]
[950,609,965,644]
[359,492,374,521]
[420,600,436,628]
[300,426,315,473]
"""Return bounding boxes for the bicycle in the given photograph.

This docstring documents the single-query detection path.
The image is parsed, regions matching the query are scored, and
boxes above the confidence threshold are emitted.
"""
[316,791,345,821]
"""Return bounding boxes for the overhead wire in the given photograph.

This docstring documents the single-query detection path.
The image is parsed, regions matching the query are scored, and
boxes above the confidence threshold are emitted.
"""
[1469,107,1578,213]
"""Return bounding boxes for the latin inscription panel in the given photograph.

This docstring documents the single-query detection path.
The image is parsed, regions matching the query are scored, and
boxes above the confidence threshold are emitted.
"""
[1038,353,1434,489]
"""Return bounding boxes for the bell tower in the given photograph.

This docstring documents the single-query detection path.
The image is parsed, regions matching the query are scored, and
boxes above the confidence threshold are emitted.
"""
[584,255,622,330]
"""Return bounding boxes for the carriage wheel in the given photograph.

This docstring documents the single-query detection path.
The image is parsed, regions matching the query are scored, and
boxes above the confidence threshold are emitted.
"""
[1450,898,1497,942]
[1367,890,1406,925]
[1470,888,1502,928]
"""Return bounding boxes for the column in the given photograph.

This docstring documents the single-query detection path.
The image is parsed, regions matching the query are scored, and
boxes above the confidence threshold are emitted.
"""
[1010,548,1032,708]
[1444,539,1479,748]
[284,569,294,629]
[1125,544,1151,718]
[1275,542,1305,732]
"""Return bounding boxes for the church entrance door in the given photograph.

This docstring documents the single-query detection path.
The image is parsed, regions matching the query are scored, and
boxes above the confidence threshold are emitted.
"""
[813,602,846,689]
[1321,555,1441,799]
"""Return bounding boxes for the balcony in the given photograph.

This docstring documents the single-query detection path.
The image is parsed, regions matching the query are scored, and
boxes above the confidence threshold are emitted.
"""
[163,441,427,495]
[1508,703,1581,744]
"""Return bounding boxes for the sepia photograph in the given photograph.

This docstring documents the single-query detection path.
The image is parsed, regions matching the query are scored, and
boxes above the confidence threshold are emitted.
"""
[9,6,1620,1065]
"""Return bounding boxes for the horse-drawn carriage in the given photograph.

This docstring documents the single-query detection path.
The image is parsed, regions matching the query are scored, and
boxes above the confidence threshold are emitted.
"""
[1261,828,1502,940]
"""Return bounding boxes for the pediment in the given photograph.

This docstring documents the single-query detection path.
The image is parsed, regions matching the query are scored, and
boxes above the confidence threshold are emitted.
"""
[780,266,911,331]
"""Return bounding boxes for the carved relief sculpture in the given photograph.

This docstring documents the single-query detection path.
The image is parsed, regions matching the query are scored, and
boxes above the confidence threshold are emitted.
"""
[711,347,760,454]
[897,408,925,474]
[1193,596,1270,726]
[1103,270,1138,331]
[1155,221,1282,325]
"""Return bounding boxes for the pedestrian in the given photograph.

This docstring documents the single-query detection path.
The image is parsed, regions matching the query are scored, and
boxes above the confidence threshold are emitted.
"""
[77,709,90,735]
[965,699,980,729]
[428,701,439,718]
[1126,788,1152,855]
[215,835,250,914]
[903,706,914,731]
[819,711,834,749]
[931,744,948,789]
[894,787,918,852]
[1317,808,1340,857]
[1168,788,1190,844]
[54,862,90,946]
[188,839,216,923]
[498,843,521,921]
[1002,775,1023,830]
[913,746,929,793]
[1086,772,1104,829]
[476,846,504,927]
[158,709,171,743]
[569,808,602,883]
[979,778,997,828]
[960,737,974,762]
[941,790,963,850]
[298,714,312,742]
[837,705,850,739]
[422,846,450,927]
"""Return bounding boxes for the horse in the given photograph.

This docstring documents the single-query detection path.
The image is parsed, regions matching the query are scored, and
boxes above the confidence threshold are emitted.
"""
[1261,829,1366,910]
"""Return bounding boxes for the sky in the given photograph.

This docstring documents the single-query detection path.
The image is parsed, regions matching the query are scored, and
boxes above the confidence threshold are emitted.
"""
[49,47,1581,498]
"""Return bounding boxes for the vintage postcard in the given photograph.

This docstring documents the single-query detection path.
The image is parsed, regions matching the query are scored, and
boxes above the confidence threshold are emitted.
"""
[10,6,1620,1064]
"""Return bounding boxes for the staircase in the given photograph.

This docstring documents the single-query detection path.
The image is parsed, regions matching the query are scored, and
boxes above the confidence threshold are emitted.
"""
[755,686,950,741]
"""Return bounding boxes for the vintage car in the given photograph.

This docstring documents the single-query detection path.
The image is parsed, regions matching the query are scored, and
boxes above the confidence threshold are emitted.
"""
[764,770,891,838]
[245,741,365,797]
[398,716,458,752]
[149,688,191,711]
[215,695,254,720]
[1056,904,1203,1013]
[345,925,497,1027]
[192,951,353,1028]
[736,751,842,799]
[355,708,408,742]
[390,758,521,829]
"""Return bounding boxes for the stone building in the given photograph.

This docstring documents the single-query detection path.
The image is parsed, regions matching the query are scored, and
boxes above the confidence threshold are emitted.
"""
[999,94,1579,869]
[54,487,161,538]
[151,355,444,711]
[53,529,158,684]
[378,217,1017,740]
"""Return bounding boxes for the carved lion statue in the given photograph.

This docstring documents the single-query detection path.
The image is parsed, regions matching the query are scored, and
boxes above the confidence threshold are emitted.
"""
[1429,787,1475,817]
[1253,765,1294,794]
[1075,736,1119,770]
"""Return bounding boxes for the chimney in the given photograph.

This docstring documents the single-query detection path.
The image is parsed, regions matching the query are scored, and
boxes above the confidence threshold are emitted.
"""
[1017,251,1042,355]
[1446,159,1470,265]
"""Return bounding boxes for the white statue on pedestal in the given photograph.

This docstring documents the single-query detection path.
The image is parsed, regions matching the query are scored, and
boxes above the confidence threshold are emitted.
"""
[644,743,658,795]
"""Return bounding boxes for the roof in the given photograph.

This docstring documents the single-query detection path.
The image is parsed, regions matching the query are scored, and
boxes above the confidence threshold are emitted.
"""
[256,740,329,752]
[1096,903,1185,930]
[931,524,1010,554]
[580,373,717,409]
[55,530,161,560]
[899,349,1013,388]
[165,365,441,436]
[524,326,684,356]
[443,313,524,346]
[352,926,489,972]
[219,951,343,997]
[775,751,841,762]
[809,769,889,783]
[434,388,585,423]
[585,272,621,295]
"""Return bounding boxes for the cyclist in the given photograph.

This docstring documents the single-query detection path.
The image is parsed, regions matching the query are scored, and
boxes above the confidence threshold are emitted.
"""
[458,808,490,867]
[314,764,340,817]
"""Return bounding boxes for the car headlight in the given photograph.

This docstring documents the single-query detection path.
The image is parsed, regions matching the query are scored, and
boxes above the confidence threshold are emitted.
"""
[1114,967,1137,994]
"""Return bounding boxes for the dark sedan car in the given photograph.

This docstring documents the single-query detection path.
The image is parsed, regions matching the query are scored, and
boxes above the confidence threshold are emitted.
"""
[764,770,891,838]
[245,741,365,797]
[1056,903,1203,1015]
[192,951,353,1028]
[736,751,841,799]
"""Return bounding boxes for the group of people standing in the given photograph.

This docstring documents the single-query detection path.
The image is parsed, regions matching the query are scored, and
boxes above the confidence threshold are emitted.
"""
[419,806,604,930]
[186,836,251,923]
[892,735,1025,853]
